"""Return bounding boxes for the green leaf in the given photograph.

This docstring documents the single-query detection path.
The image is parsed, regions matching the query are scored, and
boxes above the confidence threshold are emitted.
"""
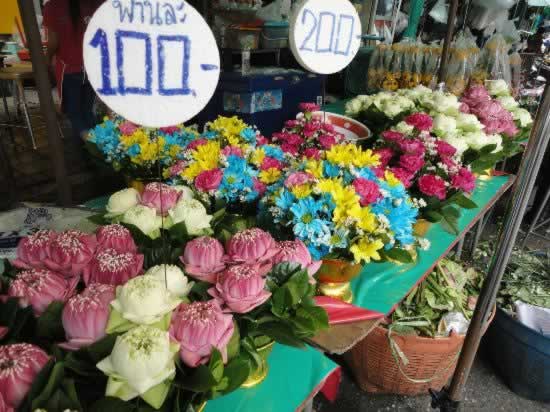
[385,248,413,264]
[296,305,329,332]
[241,337,262,369]
[179,365,218,392]
[208,348,224,382]
[169,222,190,244]
[36,301,65,341]
[267,262,303,287]
[226,322,240,360]
[271,287,289,318]
[89,397,135,412]
[121,222,153,247]
[87,213,108,225]
[424,210,443,223]
[220,357,251,394]
[257,322,305,348]
[438,206,460,235]
[453,193,478,209]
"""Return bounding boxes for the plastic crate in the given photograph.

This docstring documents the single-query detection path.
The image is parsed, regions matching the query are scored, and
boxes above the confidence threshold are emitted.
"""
[483,307,550,402]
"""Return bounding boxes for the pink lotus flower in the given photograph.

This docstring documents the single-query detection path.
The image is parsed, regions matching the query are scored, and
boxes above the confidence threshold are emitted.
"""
[160,125,180,134]
[82,282,117,304]
[399,154,425,173]
[373,148,394,167]
[181,236,226,283]
[435,140,457,158]
[11,229,57,270]
[0,392,12,412]
[418,174,447,200]
[187,138,208,150]
[8,269,77,316]
[195,168,223,192]
[501,121,519,137]
[299,102,320,112]
[43,230,97,278]
[451,168,476,193]
[390,167,415,188]
[119,121,138,136]
[59,284,116,350]
[284,172,315,188]
[461,85,490,108]
[0,344,50,409]
[353,178,382,206]
[398,139,425,155]
[405,113,433,132]
[304,148,321,159]
[319,134,337,149]
[253,178,267,197]
[459,103,471,113]
[170,300,234,367]
[381,130,405,142]
[272,239,321,277]
[281,143,299,155]
[82,248,143,286]
[226,228,278,264]
[261,157,284,171]
[140,182,181,215]
[96,224,137,253]
[209,264,271,313]
[221,145,243,157]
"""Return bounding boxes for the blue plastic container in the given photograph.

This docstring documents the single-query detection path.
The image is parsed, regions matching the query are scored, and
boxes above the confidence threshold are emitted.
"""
[483,307,550,402]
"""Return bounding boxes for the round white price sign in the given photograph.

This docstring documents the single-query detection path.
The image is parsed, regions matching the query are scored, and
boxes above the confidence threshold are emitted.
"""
[289,0,362,74]
[83,0,220,127]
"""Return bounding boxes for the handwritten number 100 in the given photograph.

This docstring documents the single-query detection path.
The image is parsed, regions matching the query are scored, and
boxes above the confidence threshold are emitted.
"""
[299,10,355,56]
[90,28,192,96]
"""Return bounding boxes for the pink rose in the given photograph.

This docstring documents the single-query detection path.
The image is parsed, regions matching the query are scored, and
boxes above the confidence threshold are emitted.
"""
[390,167,415,188]
[299,102,320,112]
[160,125,180,134]
[281,143,299,155]
[140,182,181,215]
[284,172,315,188]
[261,157,284,171]
[353,178,382,205]
[461,85,490,108]
[418,174,447,200]
[398,139,425,155]
[195,168,223,192]
[8,269,78,316]
[170,300,234,367]
[373,148,394,167]
[119,121,138,136]
[44,230,97,278]
[209,264,271,313]
[272,239,321,278]
[0,344,50,409]
[181,236,226,283]
[318,134,337,149]
[82,248,143,286]
[435,140,457,158]
[187,138,208,150]
[96,224,137,253]
[253,178,267,197]
[399,154,425,173]
[381,130,405,142]
[221,145,243,157]
[451,168,476,193]
[226,228,278,264]
[304,148,321,159]
[405,113,433,131]
[59,284,116,350]
[12,229,57,270]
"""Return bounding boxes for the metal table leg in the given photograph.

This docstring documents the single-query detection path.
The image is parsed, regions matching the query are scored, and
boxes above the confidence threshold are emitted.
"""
[470,213,486,256]
[15,80,36,149]
[455,236,465,260]
[521,184,550,247]
[0,80,16,145]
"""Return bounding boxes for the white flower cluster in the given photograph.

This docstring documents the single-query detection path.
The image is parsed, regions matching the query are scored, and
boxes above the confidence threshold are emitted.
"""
[345,92,415,119]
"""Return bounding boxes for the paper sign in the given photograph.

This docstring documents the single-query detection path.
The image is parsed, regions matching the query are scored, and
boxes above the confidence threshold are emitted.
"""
[83,0,220,127]
[289,0,361,75]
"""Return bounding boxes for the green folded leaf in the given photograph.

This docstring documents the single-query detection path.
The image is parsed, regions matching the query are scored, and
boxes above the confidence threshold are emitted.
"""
[169,222,190,244]
[179,365,218,392]
[296,305,329,331]
[257,322,305,348]
[220,357,251,394]
[36,301,65,341]
[226,322,240,360]
[208,349,224,382]
[384,248,413,264]
[141,380,172,410]
[424,210,443,223]
[266,262,303,287]
[453,193,478,209]
[241,337,262,369]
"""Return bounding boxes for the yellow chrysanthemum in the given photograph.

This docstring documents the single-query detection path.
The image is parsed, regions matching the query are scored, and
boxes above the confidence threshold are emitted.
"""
[191,141,220,171]
[251,148,266,166]
[208,116,247,142]
[356,207,378,232]
[325,144,355,166]
[353,148,380,168]
[316,178,344,195]
[305,160,323,178]
[182,162,205,180]
[291,184,313,199]
[259,168,282,184]
[384,170,402,187]
[350,238,384,263]
[169,145,180,158]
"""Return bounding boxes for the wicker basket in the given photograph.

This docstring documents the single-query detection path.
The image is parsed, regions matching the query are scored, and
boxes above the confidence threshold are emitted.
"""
[344,308,495,396]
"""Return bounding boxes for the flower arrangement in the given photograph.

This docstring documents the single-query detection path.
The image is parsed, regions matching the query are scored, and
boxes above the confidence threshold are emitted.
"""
[0,223,328,411]
[87,116,199,179]
[270,103,346,159]
[260,143,422,264]
[375,113,478,234]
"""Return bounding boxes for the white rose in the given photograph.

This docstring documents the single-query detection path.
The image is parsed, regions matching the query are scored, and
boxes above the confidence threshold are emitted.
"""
[497,96,519,111]
[357,94,373,105]
[97,325,179,403]
[172,185,195,202]
[345,98,364,116]
[433,114,457,137]
[111,276,181,325]
[486,79,510,97]
[463,131,502,153]
[381,102,405,118]
[512,108,533,128]
[456,112,484,132]
[106,188,140,216]
[393,121,415,135]
[122,205,163,238]
[168,199,212,235]
[432,92,461,116]
[442,134,469,156]
[145,264,194,298]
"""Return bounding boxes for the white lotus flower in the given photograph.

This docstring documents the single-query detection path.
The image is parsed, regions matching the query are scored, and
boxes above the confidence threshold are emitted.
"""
[106,188,140,216]
[168,199,212,235]
[122,205,163,238]
[144,264,194,298]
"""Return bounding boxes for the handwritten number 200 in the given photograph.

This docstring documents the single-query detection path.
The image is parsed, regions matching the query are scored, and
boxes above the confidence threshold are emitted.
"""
[90,28,192,96]
[299,9,355,56]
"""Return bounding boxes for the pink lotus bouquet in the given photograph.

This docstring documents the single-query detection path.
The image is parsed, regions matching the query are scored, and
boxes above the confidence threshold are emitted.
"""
[270,102,346,160]
[376,113,478,234]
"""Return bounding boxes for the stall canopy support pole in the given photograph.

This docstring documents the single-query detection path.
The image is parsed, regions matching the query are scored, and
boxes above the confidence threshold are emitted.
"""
[17,0,72,206]
[431,84,550,411]
[403,0,425,39]
[437,0,459,84]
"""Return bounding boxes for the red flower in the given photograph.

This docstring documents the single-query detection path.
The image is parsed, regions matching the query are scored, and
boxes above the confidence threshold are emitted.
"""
[304,148,321,159]
[261,157,284,171]
[381,130,405,143]
[398,139,425,155]
[405,113,433,132]
[353,178,381,206]
[281,143,299,155]
[373,147,395,167]
[318,134,337,149]
[390,167,414,188]
[435,140,457,158]
[253,178,267,196]
[399,154,425,173]
[418,174,447,200]
[187,138,208,150]
[299,102,320,112]
[195,168,223,192]
[451,168,476,193]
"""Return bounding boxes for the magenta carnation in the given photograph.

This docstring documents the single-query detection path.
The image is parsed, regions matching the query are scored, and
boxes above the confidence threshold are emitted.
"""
[187,138,208,150]
[195,168,223,192]
[353,178,382,205]
[451,168,476,193]
[119,121,138,135]
[261,157,284,171]
[221,145,243,157]
[373,147,394,167]
[435,140,457,158]
[405,113,433,131]
[381,130,405,142]
[304,148,321,159]
[299,102,320,112]
[418,174,447,200]
[399,154,425,173]
[398,139,426,155]
[461,85,490,108]
[284,172,315,188]
[390,167,415,188]
[318,134,337,149]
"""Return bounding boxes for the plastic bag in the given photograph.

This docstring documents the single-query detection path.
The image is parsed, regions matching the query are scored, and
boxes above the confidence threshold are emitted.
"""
[381,46,398,91]
[367,44,383,90]
[482,33,512,86]
[399,42,415,88]
[509,51,521,97]
[422,44,441,88]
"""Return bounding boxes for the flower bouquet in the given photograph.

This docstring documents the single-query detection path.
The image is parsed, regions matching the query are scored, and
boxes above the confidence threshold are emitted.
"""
[0,222,328,411]
[87,116,199,182]
[375,113,478,234]
[270,103,346,159]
